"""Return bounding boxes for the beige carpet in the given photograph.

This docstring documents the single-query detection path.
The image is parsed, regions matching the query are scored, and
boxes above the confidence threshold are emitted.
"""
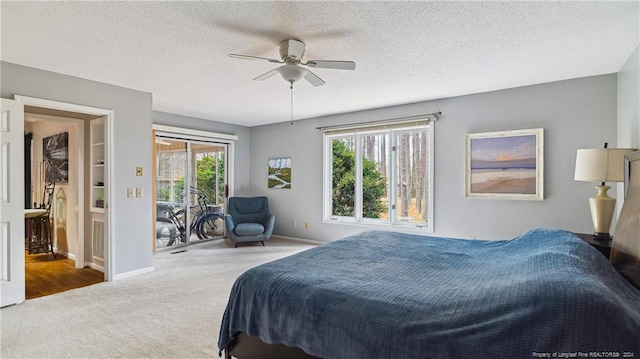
[0,237,317,358]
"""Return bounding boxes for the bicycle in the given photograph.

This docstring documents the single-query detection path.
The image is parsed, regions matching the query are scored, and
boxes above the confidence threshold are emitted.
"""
[156,188,224,247]
[187,187,224,240]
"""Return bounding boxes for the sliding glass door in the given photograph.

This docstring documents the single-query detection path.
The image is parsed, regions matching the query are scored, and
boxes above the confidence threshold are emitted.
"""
[155,137,227,249]
[189,143,226,241]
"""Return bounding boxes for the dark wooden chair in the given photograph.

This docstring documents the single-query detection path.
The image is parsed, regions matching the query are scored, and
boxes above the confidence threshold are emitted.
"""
[28,182,56,257]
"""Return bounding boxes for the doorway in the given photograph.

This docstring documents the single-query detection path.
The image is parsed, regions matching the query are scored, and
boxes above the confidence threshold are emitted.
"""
[22,104,107,298]
[154,136,228,250]
[25,111,83,263]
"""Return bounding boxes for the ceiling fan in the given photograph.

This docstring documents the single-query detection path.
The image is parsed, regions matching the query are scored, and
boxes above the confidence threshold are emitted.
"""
[228,39,355,87]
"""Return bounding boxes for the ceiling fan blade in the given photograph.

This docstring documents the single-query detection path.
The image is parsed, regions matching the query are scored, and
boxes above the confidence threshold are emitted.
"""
[253,68,279,81]
[228,54,282,64]
[303,69,325,87]
[305,60,356,70]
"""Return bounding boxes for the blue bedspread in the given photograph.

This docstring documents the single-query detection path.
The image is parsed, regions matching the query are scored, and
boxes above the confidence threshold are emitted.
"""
[218,228,640,358]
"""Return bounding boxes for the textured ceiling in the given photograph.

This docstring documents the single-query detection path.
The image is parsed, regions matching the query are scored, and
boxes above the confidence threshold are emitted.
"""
[2,1,638,127]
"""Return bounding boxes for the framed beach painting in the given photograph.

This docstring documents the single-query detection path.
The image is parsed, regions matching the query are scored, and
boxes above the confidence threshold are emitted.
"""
[465,128,543,200]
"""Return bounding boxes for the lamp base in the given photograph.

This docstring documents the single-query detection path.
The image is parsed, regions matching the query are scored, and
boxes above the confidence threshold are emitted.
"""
[588,185,616,243]
[591,232,612,241]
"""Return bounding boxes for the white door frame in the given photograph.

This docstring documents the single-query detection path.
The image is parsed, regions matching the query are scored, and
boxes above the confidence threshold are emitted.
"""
[15,95,114,281]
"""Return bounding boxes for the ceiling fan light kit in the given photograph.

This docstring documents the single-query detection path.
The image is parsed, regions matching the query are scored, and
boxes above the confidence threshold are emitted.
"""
[277,64,307,83]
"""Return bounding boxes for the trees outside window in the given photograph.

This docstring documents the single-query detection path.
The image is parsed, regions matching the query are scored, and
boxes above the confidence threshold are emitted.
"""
[325,123,433,230]
[156,149,225,205]
[194,152,225,204]
[331,138,387,218]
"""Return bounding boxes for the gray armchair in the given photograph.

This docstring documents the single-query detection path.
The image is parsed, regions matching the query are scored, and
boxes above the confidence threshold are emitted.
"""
[225,196,275,247]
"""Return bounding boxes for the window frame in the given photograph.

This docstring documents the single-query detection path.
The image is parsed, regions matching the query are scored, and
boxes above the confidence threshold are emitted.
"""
[322,121,435,232]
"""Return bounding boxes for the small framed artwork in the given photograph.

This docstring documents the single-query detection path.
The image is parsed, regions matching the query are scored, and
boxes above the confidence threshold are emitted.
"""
[268,157,292,189]
[465,128,543,200]
[43,132,69,183]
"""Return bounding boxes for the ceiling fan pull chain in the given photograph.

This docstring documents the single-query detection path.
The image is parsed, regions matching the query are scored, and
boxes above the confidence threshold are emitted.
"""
[290,81,294,126]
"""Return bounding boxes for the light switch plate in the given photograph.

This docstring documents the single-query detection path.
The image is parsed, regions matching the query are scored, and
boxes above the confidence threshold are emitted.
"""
[136,167,143,176]
[135,187,143,198]
[127,188,134,198]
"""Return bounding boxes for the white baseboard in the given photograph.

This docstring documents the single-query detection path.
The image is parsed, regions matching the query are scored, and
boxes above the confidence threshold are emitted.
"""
[112,266,155,281]
[271,235,325,245]
[88,262,104,272]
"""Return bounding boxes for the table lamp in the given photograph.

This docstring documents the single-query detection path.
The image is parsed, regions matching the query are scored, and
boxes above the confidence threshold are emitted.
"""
[574,146,635,241]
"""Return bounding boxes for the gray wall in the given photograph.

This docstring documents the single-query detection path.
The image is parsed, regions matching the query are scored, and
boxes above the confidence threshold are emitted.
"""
[2,61,154,276]
[153,111,252,197]
[250,74,619,241]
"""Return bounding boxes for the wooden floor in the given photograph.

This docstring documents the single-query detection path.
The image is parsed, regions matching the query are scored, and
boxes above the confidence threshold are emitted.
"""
[25,251,104,300]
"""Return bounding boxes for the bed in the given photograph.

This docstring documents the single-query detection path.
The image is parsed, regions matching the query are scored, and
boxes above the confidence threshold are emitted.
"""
[218,152,640,359]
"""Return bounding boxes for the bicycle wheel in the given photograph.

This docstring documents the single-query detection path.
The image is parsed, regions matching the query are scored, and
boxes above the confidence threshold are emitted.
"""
[156,219,177,247]
[196,213,222,239]
[194,214,207,240]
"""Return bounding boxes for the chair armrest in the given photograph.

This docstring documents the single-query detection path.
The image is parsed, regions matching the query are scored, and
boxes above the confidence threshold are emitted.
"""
[263,213,275,238]
[224,214,236,232]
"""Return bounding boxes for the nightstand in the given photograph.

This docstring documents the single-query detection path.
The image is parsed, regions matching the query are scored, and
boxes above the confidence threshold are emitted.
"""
[574,233,612,259]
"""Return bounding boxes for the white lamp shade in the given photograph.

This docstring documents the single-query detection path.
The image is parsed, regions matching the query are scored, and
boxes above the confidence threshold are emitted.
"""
[574,148,635,182]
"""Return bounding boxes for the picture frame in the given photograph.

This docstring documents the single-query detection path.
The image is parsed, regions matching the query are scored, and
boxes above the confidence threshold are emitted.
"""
[465,128,543,200]
[43,132,69,183]
[268,157,291,189]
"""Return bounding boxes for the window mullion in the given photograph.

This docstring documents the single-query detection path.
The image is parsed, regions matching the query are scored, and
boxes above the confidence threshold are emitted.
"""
[427,124,435,230]
[323,135,333,220]
[389,131,398,224]
[354,133,363,222]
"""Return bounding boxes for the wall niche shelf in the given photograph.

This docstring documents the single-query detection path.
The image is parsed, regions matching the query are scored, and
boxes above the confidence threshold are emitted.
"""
[90,118,105,213]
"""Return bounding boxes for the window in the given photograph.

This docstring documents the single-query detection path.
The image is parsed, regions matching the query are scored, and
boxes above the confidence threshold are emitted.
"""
[323,119,434,230]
